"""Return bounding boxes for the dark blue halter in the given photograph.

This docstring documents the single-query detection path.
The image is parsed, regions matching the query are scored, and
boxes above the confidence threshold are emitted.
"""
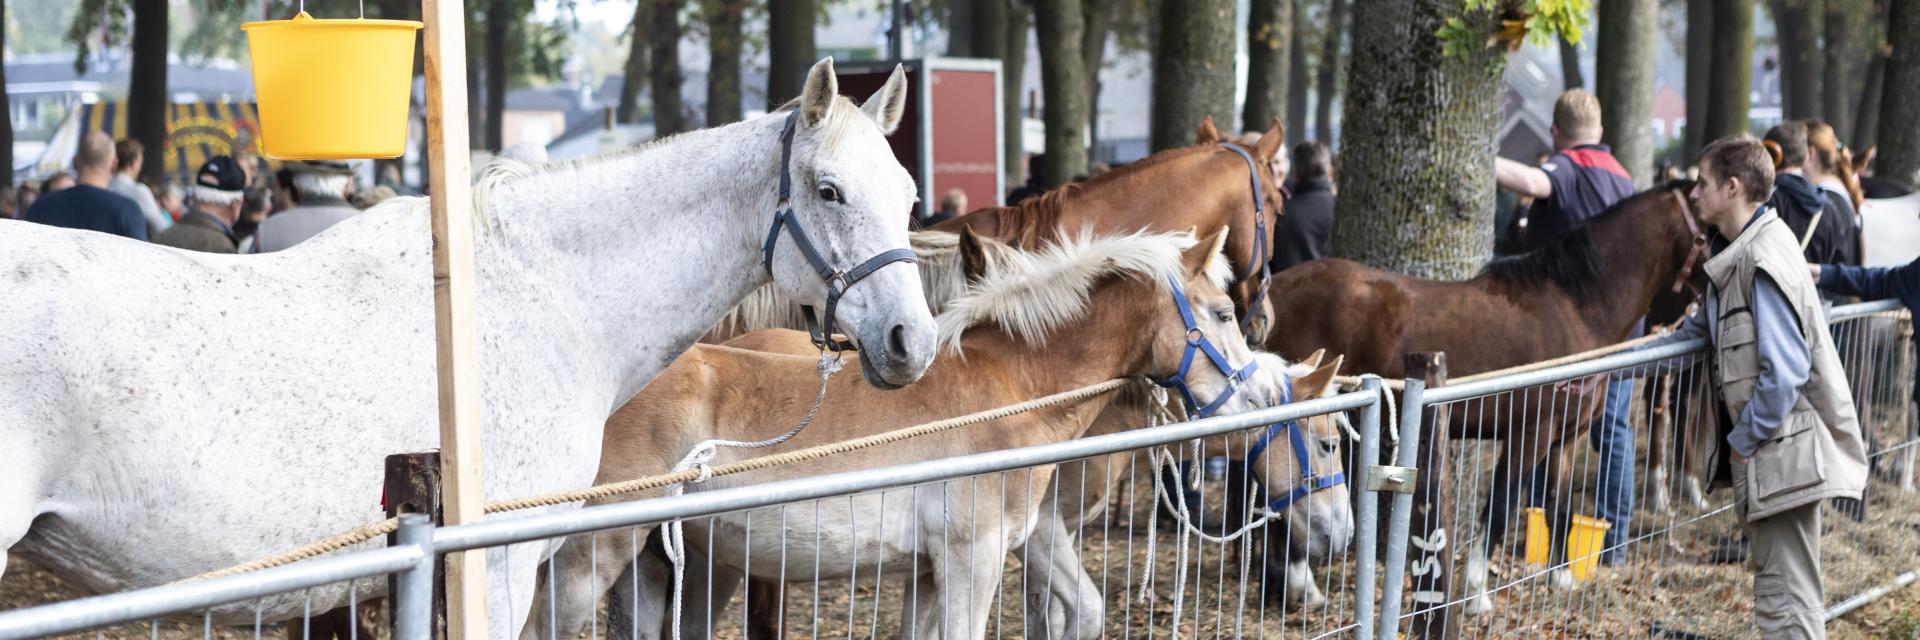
[1216,142,1273,333]
[1150,274,1261,418]
[1242,373,1348,512]
[761,111,919,352]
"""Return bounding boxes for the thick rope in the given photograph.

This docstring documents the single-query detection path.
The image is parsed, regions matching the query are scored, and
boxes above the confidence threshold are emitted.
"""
[180,376,1130,583]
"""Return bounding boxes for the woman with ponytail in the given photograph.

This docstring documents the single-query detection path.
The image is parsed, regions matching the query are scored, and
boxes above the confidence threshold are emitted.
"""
[1764,122,1859,269]
[1805,121,1864,267]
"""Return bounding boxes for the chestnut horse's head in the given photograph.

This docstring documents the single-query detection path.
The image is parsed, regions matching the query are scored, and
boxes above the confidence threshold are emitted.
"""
[1197,116,1288,343]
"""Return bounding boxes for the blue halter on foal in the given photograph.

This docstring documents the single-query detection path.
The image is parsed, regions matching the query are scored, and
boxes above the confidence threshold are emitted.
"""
[761,111,920,352]
[1216,142,1273,334]
[1243,374,1347,512]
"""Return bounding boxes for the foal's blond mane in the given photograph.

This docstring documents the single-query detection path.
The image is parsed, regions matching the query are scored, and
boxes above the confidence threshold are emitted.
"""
[715,229,1022,337]
[934,228,1233,351]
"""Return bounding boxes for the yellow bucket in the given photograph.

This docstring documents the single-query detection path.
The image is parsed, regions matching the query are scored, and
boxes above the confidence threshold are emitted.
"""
[1523,507,1613,580]
[241,12,422,159]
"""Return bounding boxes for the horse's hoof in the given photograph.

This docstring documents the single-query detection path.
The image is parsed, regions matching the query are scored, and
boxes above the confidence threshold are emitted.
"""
[1552,568,1576,590]
[1464,595,1493,616]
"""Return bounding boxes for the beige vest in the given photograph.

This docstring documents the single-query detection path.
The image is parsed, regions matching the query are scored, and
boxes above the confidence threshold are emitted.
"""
[1703,211,1869,520]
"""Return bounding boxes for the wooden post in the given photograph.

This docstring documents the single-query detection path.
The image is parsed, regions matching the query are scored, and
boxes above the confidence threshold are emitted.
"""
[421,0,486,636]
[385,452,447,638]
[1405,352,1458,640]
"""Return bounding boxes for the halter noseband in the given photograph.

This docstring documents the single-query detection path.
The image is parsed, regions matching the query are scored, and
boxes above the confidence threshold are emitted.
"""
[1669,188,1710,295]
[761,111,919,352]
[1242,373,1347,512]
[1150,274,1260,418]
[1217,143,1273,333]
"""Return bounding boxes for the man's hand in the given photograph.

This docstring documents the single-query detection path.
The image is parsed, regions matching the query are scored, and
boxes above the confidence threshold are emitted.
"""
[1808,264,1823,281]
[1731,451,1748,465]
[1495,157,1554,200]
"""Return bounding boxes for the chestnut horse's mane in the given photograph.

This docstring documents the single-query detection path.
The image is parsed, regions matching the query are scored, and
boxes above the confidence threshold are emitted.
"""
[991,145,1221,246]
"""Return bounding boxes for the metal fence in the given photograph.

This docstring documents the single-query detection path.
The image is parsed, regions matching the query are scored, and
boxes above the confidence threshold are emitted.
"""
[0,301,1913,640]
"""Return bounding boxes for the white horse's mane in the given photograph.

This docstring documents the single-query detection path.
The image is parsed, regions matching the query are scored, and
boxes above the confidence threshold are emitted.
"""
[934,228,1232,351]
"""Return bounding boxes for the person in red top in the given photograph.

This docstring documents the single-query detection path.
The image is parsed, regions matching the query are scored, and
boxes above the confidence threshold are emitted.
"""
[1493,88,1641,563]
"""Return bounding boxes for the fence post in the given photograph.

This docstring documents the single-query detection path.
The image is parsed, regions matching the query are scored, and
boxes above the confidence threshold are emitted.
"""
[1375,373,1425,640]
[1353,376,1385,640]
[392,514,437,640]
[385,452,445,638]
[1404,353,1457,639]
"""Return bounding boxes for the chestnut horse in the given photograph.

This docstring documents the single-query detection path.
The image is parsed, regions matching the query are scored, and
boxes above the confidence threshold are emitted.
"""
[1258,185,1710,613]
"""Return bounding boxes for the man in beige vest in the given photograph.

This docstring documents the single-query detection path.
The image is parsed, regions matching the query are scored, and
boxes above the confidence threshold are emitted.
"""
[1643,136,1870,638]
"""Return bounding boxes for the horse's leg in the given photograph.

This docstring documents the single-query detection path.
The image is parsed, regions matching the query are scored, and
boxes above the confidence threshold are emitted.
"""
[668,544,744,640]
[520,529,637,640]
[1283,559,1327,611]
[1017,511,1101,640]
[1464,448,1520,616]
[1542,444,1577,590]
[1649,372,1675,515]
[609,530,673,640]
[744,578,785,640]
[935,537,1005,640]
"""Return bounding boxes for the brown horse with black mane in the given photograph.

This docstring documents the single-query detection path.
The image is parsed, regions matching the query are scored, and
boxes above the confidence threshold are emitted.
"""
[1258,183,1710,614]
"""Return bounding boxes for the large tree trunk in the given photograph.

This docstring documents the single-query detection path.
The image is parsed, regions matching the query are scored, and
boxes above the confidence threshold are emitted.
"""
[1702,0,1753,142]
[1286,0,1309,145]
[1853,44,1888,149]
[1877,0,1920,183]
[1560,36,1584,90]
[1684,0,1713,161]
[948,0,974,56]
[768,0,816,109]
[617,0,650,124]
[967,0,1024,190]
[484,0,509,151]
[0,0,12,188]
[1331,0,1502,282]
[650,0,688,135]
[1005,3,1031,186]
[1598,0,1656,186]
[1773,0,1824,120]
[1082,0,1111,159]
[1151,0,1237,151]
[1035,0,1088,187]
[1823,0,1861,140]
[1314,0,1346,143]
[128,0,167,183]
[705,0,747,127]
[1242,0,1292,133]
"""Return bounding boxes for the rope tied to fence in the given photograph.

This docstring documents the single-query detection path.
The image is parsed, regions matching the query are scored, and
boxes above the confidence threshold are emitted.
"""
[181,375,1131,584]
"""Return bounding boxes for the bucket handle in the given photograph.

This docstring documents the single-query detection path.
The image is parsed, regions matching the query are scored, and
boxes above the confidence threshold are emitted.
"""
[295,0,365,19]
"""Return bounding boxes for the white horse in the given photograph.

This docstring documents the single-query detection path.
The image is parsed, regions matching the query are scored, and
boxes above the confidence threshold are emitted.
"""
[0,58,934,638]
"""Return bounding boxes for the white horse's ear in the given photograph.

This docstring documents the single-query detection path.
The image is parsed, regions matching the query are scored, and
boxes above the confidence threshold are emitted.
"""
[862,64,910,135]
[801,57,839,127]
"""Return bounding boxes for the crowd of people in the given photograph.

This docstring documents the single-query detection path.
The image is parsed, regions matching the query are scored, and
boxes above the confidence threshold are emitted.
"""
[3,130,406,254]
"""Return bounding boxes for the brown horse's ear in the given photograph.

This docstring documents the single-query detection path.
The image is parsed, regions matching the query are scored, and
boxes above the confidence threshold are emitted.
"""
[1298,355,1345,397]
[1195,116,1223,145]
[1301,348,1326,370]
[1181,226,1231,276]
[1253,117,1285,163]
[958,227,990,282]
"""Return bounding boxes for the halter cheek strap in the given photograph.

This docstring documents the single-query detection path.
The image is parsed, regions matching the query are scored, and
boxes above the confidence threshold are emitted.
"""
[1218,143,1274,332]
[760,111,919,352]
[1242,373,1348,512]
[1669,189,1710,295]
[1151,275,1261,418]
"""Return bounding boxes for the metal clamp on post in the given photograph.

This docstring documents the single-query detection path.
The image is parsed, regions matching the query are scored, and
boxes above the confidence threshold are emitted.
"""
[1367,464,1418,494]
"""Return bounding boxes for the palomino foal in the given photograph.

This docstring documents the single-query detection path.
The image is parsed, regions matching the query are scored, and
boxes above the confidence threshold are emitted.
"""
[526,227,1275,640]
[0,58,932,638]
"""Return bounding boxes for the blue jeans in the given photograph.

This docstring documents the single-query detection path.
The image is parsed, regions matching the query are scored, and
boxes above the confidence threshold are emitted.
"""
[1528,379,1635,560]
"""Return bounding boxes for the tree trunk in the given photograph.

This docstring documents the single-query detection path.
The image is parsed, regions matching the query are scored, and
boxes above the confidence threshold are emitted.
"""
[1331,0,1502,283]
[0,0,12,188]
[1286,0,1309,145]
[1035,0,1087,187]
[768,0,816,109]
[1877,0,1920,183]
[1314,0,1346,143]
[1151,0,1237,151]
[1853,45,1887,149]
[1684,0,1713,161]
[617,0,650,124]
[1560,36,1584,89]
[1703,0,1753,142]
[650,0,687,135]
[967,0,1022,189]
[1243,0,1292,133]
[705,0,746,127]
[484,0,509,151]
[1005,3,1031,186]
[1823,0,1860,140]
[1773,0,1823,120]
[128,0,168,183]
[1082,0,1111,161]
[1598,0,1656,186]
[948,0,974,56]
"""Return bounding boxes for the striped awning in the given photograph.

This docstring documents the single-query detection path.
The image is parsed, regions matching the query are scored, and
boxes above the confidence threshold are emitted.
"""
[74,101,279,179]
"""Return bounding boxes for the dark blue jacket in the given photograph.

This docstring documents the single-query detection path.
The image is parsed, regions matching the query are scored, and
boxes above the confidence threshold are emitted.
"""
[24,184,148,241]
[1818,258,1920,400]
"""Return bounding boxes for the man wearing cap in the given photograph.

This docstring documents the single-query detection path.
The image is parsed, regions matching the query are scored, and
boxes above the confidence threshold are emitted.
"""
[249,160,361,253]
[154,157,248,253]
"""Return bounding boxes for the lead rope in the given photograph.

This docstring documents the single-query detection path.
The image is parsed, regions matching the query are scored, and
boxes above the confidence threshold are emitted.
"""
[661,350,845,640]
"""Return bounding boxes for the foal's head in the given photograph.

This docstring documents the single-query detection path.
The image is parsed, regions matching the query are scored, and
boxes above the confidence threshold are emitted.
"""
[1247,351,1354,559]
[766,58,934,388]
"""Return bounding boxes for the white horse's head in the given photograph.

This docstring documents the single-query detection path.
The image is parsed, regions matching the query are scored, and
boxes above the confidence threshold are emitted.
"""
[766,58,936,389]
